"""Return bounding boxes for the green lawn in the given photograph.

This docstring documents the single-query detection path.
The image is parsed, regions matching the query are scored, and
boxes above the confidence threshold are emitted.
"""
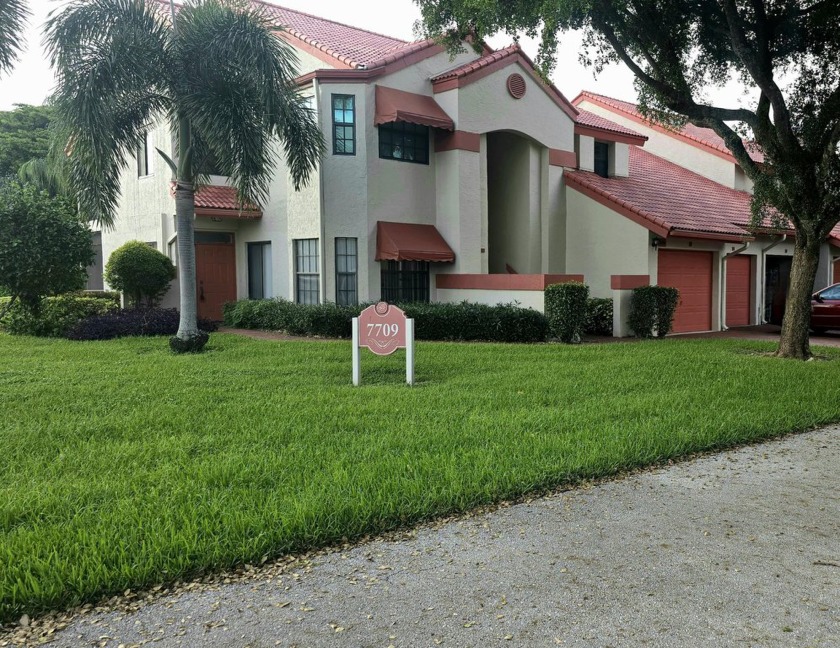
[1,333,839,621]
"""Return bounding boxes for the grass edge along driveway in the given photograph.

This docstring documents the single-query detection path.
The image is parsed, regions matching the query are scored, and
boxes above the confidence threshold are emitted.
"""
[1,333,839,622]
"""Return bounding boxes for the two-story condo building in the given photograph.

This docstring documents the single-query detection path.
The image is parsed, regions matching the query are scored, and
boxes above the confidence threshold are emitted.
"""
[101,1,840,335]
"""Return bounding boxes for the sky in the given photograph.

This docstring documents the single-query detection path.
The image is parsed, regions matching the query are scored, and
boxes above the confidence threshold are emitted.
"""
[0,0,747,112]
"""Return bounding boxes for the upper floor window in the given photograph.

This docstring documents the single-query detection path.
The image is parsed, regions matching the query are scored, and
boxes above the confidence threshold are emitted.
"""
[379,122,429,165]
[137,130,152,177]
[332,95,355,155]
[594,141,609,178]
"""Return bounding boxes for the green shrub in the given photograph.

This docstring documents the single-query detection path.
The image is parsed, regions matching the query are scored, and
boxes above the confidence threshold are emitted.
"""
[628,286,680,338]
[0,294,119,337]
[585,297,614,336]
[544,282,590,343]
[223,299,549,343]
[104,241,175,307]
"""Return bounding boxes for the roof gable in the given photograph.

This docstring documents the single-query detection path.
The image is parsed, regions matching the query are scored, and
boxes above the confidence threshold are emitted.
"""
[431,45,579,121]
[573,91,764,164]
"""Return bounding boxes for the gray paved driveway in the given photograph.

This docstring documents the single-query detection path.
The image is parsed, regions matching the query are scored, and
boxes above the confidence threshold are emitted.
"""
[24,427,840,647]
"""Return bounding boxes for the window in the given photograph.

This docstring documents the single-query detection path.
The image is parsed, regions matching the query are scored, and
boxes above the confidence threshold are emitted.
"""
[332,95,355,155]
[248,242,273,300]
[594,141,609,178]
[137,131,152,176]
[819,284,840,300]
[335,237,358,306]
[381,261,429,303]
[379,122,429,164]
[294,238,320,304]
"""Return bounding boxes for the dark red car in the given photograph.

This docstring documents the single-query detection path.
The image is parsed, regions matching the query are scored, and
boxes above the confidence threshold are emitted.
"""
[810,282,840,334]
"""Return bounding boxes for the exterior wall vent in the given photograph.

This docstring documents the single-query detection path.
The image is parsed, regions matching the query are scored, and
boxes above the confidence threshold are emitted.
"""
[507,73,526,99]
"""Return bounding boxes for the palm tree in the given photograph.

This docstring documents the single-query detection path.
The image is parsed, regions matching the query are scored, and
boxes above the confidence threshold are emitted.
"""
[0,0,29,76]
[46,0,323,350]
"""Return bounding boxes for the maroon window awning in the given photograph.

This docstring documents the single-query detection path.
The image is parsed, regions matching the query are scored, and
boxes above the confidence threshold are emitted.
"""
[375,221,456,263]
[374,85,455,131]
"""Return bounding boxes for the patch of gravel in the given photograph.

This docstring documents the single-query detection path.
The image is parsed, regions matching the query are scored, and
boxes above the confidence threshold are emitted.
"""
[4,426,839,647]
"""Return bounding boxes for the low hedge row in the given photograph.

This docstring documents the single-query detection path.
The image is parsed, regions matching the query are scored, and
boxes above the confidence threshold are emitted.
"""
[67,308,218,341]
[0,294,119,337]
[223,298,549,343]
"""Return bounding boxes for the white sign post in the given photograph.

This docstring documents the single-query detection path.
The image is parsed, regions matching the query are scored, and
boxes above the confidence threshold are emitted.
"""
[352,302,414,386]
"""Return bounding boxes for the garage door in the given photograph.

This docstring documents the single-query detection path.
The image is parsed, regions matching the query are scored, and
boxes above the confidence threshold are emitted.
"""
[658,250,713,333]
[725,255,752,327]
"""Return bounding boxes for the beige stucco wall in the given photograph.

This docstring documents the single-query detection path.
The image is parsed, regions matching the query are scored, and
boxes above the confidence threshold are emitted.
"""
[576,99,741,189]
[103,120,181,308]
[576,134,594,172]
[565,188,650,297]
[439,61,575,152]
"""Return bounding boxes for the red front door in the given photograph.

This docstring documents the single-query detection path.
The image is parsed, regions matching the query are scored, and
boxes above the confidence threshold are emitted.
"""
[195,238,237,321]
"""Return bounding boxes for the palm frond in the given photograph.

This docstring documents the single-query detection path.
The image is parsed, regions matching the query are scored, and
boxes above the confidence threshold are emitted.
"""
[0,0,29,76]
[46,0,173,227]
[173,0,323,203]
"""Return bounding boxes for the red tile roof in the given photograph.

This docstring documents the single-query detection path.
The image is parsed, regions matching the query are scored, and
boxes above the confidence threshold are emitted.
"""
[431,44,521,82]
[566,147,768,240]
[574,91,765,164]
[193,185,262,218]
[575,109,646,140]
[255,1,414,69]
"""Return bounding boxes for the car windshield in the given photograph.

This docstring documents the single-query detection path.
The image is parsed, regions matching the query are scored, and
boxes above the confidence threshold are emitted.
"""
[818,285,840,300]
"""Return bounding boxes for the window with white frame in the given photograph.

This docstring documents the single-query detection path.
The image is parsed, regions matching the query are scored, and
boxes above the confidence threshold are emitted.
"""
[248,242,273,300]
[294,238,319,304]
[335,237,358,306]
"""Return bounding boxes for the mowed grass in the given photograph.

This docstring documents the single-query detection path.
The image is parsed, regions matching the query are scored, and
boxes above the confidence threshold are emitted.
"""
[1,333,839,621]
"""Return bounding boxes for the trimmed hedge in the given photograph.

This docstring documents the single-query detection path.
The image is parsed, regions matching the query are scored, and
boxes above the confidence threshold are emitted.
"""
[66,308,218,341]
[0,294,119,337]
[585,297,614,336]
[545,282,590,343]
[628,286,680,338]
[223,298,549,343]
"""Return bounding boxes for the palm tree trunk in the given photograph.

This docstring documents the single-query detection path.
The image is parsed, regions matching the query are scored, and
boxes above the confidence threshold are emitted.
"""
[776,234,821,359]
[174,113,200,341]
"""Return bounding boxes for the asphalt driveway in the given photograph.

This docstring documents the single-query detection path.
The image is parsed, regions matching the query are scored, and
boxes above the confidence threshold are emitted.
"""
[14,425,832,648]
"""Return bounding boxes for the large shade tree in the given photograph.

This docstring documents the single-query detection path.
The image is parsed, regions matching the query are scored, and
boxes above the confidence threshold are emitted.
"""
[417,0,840,360]
[47,0,322,350]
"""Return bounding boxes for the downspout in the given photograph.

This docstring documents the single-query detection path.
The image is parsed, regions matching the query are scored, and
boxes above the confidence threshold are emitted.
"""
[720,241,751,331]
[314,78,327,304]
[759,235,787,323]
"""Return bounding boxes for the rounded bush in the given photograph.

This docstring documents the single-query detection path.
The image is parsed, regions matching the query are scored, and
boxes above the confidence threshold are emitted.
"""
[104,241,176,308]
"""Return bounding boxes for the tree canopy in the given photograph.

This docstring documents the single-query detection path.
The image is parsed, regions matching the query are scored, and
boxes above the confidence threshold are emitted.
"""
[416,0,840,359]
[0,104,53,178]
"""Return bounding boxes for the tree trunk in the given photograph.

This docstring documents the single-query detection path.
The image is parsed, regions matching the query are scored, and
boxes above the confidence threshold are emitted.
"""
[174,113,200,341]
[174,180,199,340]
[776,235,821,360]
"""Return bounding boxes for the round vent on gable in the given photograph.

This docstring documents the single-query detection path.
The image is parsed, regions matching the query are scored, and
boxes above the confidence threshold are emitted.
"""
[507,73,527,99]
